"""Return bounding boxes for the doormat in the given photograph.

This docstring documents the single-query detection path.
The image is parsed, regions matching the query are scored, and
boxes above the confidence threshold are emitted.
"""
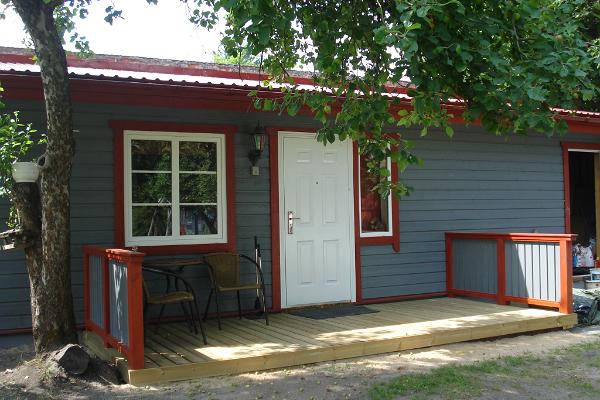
[289,305,378,320]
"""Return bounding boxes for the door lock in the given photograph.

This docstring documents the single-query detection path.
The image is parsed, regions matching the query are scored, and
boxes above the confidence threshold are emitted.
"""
[287,211,301,234]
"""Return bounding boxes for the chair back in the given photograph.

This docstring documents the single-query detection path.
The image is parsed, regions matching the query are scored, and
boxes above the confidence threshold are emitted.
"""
[141,277,152,301]
[204,253,241,288]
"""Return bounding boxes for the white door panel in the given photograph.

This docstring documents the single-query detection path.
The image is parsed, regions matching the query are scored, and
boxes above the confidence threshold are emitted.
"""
[280,134,354,307]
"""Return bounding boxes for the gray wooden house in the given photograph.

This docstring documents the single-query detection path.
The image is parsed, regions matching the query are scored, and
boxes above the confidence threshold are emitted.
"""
[0,47,597,383]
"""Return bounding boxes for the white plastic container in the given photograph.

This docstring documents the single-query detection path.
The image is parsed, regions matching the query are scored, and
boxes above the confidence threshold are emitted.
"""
[11,162,40,183]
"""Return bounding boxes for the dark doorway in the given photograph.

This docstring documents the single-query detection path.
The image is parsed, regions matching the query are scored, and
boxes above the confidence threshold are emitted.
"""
[569,151,597,247]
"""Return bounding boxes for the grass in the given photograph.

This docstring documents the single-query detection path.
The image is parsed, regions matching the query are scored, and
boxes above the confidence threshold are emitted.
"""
[369,365,479,400]
[369,340,600,400]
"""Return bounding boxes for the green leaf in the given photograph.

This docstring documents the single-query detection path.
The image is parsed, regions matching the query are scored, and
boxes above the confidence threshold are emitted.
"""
[406,22,421,31]
[287,102,301,116]
[263,98,274,111]
[526,87,546,102]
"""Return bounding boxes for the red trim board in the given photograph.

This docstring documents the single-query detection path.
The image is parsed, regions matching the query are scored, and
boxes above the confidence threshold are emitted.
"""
[0,52,318,86]
[110,120,237,255]
[352,143,363,303]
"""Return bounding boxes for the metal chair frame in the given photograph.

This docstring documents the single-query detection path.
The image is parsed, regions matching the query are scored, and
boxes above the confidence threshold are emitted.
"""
[202,253,269,330]
[142,267,207,344]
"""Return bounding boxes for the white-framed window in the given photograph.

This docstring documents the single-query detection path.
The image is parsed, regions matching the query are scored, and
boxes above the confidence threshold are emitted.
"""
[359,153,393,237]
[123,130,227,247]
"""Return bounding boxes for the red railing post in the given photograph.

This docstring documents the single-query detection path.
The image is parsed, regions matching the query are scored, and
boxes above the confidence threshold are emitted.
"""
[445,233,454,297]
[125,250,145,370]
[496,238,507,305]
[559,239,573,314]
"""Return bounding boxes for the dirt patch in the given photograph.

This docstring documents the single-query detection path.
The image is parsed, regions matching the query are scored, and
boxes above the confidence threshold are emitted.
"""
[1,326,600,399]
[0,349,122,400]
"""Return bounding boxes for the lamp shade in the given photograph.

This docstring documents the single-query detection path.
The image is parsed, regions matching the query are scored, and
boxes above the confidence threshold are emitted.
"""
[250,123,266,153]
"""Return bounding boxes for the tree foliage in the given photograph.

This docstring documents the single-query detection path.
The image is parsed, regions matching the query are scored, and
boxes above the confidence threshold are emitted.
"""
[212,45,261,66]
[0,87,39,227]
[190,0,600,196]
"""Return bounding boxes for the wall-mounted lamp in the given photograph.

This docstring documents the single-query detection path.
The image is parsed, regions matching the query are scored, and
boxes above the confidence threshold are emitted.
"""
[248,122,266,176]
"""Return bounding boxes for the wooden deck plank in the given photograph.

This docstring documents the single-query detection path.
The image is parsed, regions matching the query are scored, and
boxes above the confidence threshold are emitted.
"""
[144,337,189,366]
[222,318,321,348]
[231,318,326,347]
[267,314,343,336]
[276,313,361,333]
[150,326,211,363]
[92,297,577,385]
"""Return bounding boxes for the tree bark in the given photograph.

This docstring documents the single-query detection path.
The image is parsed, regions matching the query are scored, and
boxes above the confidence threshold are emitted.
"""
[11,0,77,352]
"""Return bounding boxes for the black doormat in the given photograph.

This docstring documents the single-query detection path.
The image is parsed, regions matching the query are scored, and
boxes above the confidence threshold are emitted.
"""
[289,305,378,320]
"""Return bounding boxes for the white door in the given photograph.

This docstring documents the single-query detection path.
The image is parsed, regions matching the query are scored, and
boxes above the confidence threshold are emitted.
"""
[280,132,355,307]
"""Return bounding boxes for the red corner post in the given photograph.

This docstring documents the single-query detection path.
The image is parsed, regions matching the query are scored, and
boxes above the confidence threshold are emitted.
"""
[125,250,145,370]
[559,238,574,314]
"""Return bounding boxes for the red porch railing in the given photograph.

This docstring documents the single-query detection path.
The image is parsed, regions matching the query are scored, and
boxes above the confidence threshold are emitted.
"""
[83,246,145,369]
[445,232,576,314]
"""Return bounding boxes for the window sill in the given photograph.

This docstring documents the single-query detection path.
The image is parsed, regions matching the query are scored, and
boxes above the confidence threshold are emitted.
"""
[125,242,235,256]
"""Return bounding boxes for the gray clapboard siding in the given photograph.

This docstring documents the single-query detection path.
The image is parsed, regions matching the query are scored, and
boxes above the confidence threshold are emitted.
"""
[89,254,104,328]
[108,260,128,346]
[358,126,593,299]
[451,239,498,294]
[0,96,597,335]
[505,241,560,301]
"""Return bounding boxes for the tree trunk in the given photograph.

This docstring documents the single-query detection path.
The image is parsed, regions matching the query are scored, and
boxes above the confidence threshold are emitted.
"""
[11,0,77,352]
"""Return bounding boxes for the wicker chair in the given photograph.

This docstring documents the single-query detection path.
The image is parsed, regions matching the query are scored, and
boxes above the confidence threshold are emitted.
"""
[142,268,207,344]
[202,253,269,330]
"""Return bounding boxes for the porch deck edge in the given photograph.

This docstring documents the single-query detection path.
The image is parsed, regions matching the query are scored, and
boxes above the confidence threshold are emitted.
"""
[122,312,576,386]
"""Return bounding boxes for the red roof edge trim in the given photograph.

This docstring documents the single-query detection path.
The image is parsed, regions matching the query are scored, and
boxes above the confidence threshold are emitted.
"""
[0,51,318,86]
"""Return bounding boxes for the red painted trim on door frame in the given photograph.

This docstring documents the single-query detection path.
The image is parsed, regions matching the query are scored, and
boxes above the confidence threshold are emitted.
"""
[560,141,600,234]
[352,143,363,303]
[267,127,360,309]
[110,120,237,255]
[267,127,282,312]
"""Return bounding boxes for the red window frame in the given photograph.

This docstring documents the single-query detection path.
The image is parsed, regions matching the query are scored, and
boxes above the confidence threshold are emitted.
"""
[353,143,400,252]
[111,120,237,255]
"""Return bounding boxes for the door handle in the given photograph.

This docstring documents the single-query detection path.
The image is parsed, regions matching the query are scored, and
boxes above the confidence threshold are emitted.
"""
[287,211,301,234]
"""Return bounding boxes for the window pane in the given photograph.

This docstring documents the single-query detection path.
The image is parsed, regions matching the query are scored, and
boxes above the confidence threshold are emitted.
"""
[132,173,172,203]
[179,173,217,203]
[132,206,172,236]
[179,206,218,235]
[131,140,171,171]
[360,155,390,233]
[180,141,217,171]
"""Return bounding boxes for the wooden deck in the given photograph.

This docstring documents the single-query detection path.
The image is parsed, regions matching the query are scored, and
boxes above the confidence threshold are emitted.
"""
[83,297,576,385]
